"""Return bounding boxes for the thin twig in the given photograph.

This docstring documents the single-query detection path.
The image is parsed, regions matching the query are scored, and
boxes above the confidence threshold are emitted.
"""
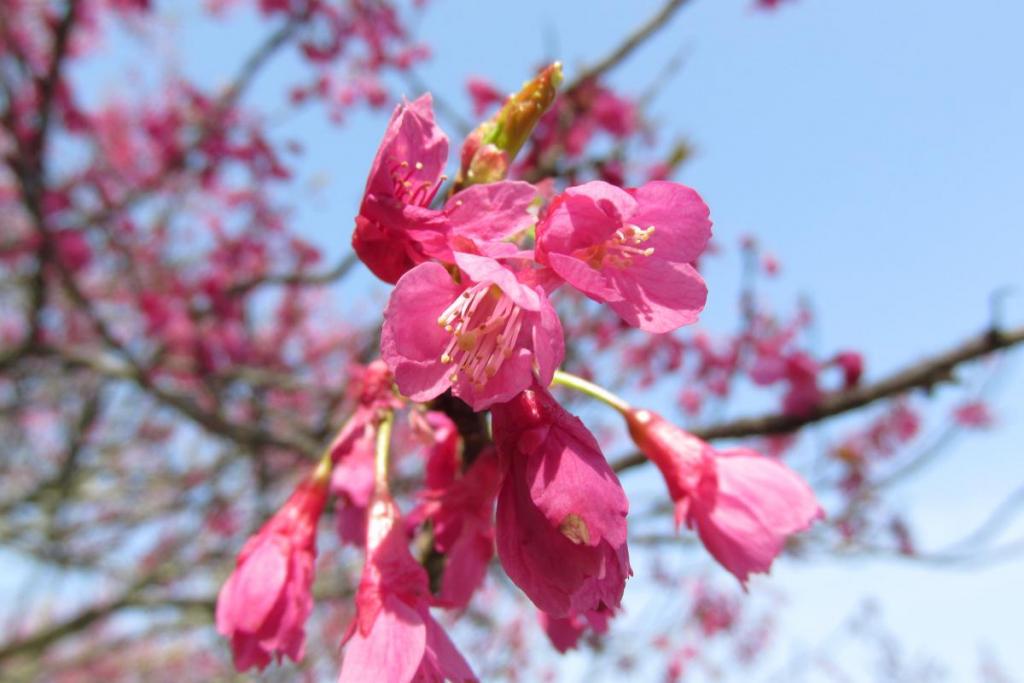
[565,0,690,92]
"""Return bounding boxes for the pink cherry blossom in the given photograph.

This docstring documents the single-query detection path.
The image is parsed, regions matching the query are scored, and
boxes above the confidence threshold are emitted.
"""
[536,180,711,333]
[353,94,538,283]
[338,493,477,683]
[352,94,449,283]
[215,469,329,671]
[491,382,631,617]
[329,360,400,545]
[625,408,822,586]
[381,257,563,410]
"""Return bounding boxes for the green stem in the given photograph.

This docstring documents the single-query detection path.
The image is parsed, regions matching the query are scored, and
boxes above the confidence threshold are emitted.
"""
[374,410,395,494]
[551,370,632,414]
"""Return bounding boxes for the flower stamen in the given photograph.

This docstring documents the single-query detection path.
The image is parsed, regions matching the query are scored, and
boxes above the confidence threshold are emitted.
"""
[437,283,523,386]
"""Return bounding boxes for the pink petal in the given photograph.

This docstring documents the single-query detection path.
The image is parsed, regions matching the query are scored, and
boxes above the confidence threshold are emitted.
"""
[445,181,537,243]
[381,263,461,401]
[690,451,822,585]
[451,252,540,311]
[608,259,707,333]
[218,536,289,634]
[339,595,426,683]
[418,610,478,682]
[628,180,711,264]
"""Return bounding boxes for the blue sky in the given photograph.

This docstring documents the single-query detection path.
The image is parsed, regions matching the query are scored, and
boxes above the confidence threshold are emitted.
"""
[51,0,1024,679]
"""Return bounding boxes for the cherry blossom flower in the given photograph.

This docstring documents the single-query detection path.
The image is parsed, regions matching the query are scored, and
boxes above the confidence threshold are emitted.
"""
[491,382,631,617]
[338,493,477,683]
[381,256,563,410]
[353,94,537,283]
[536,180,711,333]
[625,408,822,586]
[329,360,400,545]
[215,466,330,671]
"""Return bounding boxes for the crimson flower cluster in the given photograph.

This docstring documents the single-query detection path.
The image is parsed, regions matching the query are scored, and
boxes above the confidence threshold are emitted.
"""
[214,92,823,681]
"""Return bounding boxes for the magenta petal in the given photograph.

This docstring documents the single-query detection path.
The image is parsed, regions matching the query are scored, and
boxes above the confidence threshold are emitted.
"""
[538,192,621,256]
[452,252,540,311]
[439,531,493,610]
[366,94,447,198]
[381,263,461,401]
[530,292,565,387]
[451,348,534,410]
[564,181,638,225]
[220,538,289,634]
[539,612,585,653]
[546,252,622,303]
[689,451,823,585]
[493,386,630,617]
[628,180,711,264]
[446,181,537,243]
[419,610,479,682]
[524,417,628,551]
[339,595,426,683]
[609,259,707,334]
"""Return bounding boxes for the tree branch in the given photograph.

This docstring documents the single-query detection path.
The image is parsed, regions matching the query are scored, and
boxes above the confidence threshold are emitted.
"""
[566,0,689,92]
[613,325,1024,472]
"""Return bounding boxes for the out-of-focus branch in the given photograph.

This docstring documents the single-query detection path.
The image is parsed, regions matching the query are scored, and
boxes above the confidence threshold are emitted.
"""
[229,251,360,295]
[33,0,80,168]
[614,325,1024,471]
[565,0,689,92]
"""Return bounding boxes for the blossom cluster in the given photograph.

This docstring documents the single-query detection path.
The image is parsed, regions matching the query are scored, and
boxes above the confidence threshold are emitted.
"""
[214,84,823,681]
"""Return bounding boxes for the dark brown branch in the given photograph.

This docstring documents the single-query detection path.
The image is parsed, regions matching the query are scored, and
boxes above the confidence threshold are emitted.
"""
[613,325,1024,472]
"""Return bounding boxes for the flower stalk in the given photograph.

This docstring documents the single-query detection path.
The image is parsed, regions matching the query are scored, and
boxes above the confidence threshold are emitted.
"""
[551,369,632,414]
[373,409,395,495]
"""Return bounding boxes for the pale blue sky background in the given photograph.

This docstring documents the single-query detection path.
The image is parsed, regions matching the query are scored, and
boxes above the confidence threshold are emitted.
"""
[35,0,1024,680]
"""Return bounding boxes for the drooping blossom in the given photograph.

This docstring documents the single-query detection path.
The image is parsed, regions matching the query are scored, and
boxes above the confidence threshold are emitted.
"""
[624,408,822,586]
[353,94,537,283]
[338,493,477,683]
[536,180,711,333]
[491,382,631,617]
[381,255,563,410]
[329,360,399,545]
[538,607,613,653]
[215,464,330,671]
[414,412,502,608]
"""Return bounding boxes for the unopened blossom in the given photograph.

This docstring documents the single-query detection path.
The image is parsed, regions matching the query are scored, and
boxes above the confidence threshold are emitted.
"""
[491,382,631,617]
[215,465,330,671]
[353,94,537,283]
[625,408,822,586]
[338,494,476,683]
[536,180,711,333]
[381,255,563,410]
